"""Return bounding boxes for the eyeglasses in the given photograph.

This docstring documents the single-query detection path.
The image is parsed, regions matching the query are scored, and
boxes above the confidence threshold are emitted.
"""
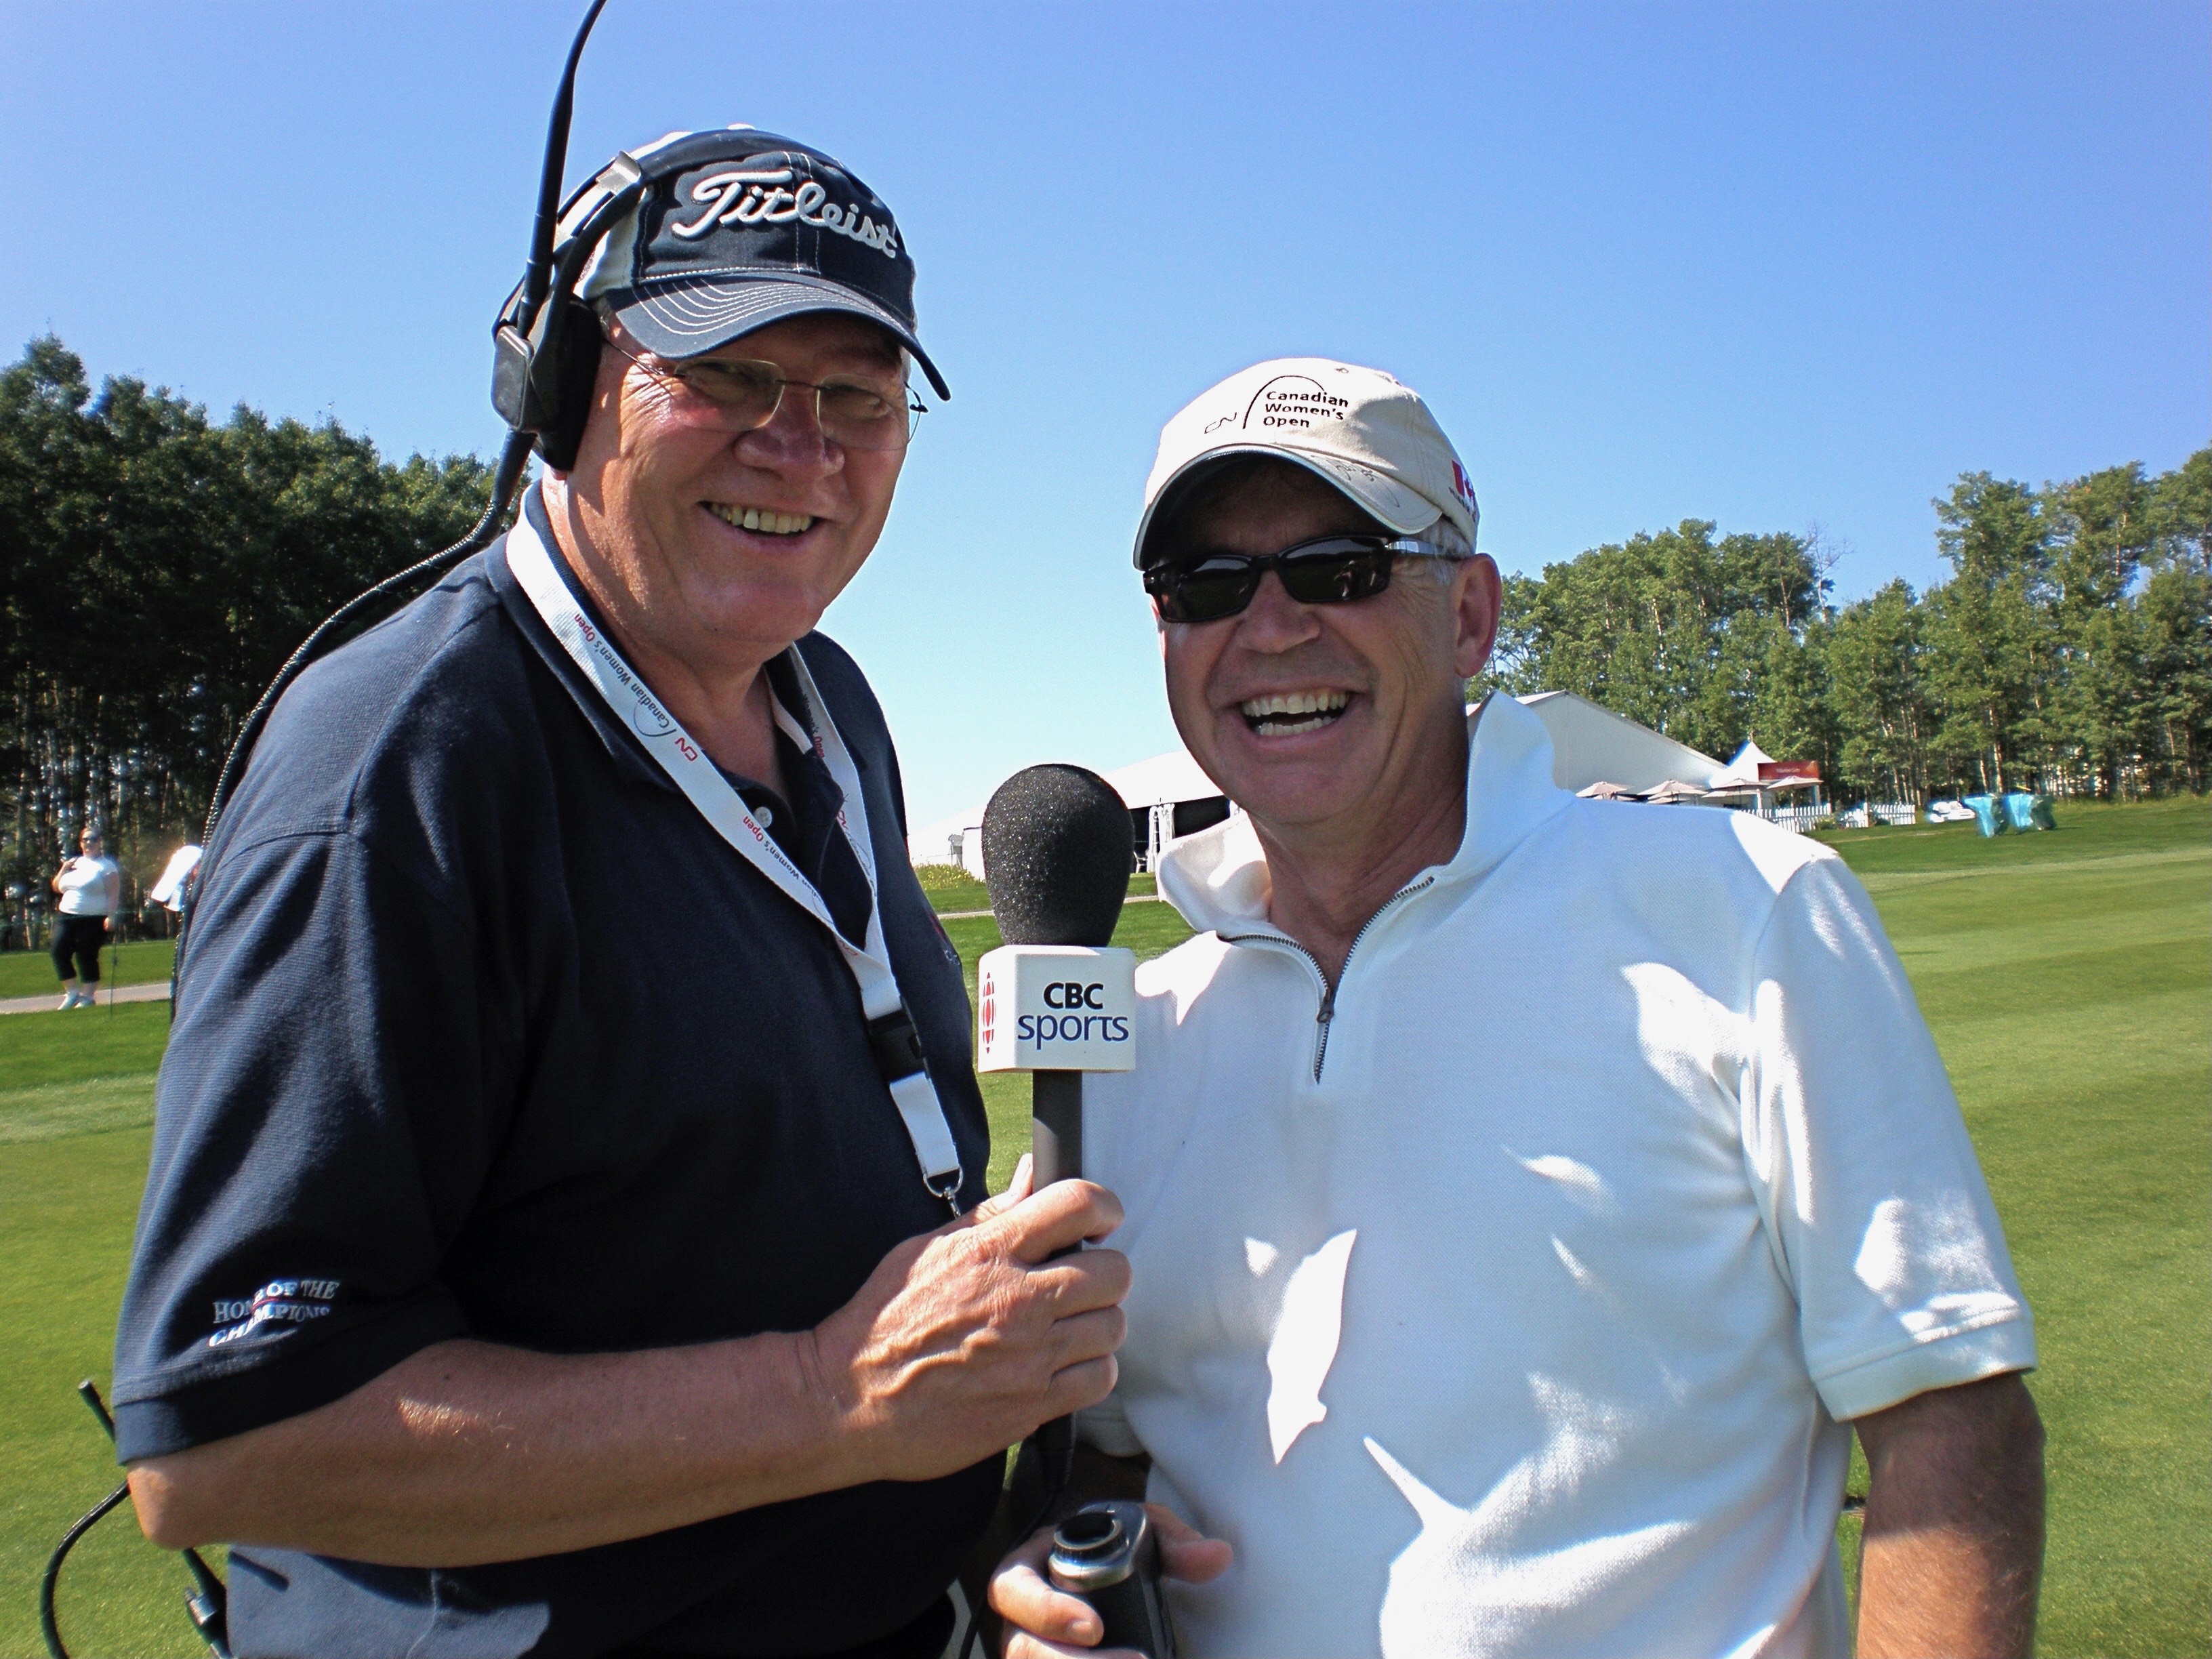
[1143,533,1460,623]
[603,336,924,451]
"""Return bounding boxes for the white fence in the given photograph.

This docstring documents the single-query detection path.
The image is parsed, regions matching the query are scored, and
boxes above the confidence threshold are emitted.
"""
[1767,804,1829,835]
[1830,802,1919,831]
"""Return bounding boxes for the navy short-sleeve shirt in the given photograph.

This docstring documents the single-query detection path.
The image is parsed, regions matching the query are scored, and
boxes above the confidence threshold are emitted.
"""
[112,490,996,1658]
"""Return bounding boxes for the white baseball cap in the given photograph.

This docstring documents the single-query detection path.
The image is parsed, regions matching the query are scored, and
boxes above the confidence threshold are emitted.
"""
[1132,357,1478,567]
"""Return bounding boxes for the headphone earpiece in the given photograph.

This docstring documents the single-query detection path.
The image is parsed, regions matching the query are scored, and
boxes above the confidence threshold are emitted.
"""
[533,300,605,472]
[490,158,644,472]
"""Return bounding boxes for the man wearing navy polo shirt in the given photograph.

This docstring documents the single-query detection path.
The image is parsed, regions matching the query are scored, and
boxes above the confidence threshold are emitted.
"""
[113,129,1128,1659]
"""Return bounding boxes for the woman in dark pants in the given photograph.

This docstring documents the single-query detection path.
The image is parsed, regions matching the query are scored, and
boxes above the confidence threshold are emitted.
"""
[50,823,121,1010]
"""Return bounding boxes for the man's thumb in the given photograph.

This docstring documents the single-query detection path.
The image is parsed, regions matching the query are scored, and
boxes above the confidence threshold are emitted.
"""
[966,1153,1035,1225]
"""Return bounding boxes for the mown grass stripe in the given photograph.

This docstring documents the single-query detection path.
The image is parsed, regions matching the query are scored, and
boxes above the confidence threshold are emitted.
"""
[0,1074,159,1145]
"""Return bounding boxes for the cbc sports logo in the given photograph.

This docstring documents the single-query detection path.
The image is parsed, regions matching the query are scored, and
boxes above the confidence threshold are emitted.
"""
[208,1278,340,1349]
[981,968,1130,1052]
[670,167,901,258]
[1018,979,1130,1048]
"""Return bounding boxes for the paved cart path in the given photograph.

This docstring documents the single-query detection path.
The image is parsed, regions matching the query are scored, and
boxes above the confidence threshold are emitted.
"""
[0,980,170,1016]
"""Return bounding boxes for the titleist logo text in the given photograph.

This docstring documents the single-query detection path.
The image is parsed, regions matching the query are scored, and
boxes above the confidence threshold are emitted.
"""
[670,167,900,257]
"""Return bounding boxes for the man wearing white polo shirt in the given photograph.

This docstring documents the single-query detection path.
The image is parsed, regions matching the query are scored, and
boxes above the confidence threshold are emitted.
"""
[990,360,2043,1657]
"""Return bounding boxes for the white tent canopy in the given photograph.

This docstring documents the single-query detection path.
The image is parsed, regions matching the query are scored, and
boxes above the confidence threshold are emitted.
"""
[1101,748,1218,810]
[907,747,1226,875]
[1710,738,1776,790]
[1507,692,1725,796]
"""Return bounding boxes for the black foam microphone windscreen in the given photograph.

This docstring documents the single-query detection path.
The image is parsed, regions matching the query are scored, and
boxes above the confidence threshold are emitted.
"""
[981,765,1134,947]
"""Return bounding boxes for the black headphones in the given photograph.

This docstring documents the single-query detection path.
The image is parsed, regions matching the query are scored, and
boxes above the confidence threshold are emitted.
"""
[489,163,638,474]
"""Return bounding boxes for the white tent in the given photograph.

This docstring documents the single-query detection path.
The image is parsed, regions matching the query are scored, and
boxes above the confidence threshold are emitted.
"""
[907,746,1229,876]
[1705,737,1823,815]
[1101,748,1218,813]
[1503,692,1725,796]
[1709,739,1776,790]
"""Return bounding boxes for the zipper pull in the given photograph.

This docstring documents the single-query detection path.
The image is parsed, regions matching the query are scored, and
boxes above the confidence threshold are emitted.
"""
[1312,980,1339,1082]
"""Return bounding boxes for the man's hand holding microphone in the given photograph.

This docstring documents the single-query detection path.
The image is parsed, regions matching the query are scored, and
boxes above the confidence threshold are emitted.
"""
[804,1153,1128,1485]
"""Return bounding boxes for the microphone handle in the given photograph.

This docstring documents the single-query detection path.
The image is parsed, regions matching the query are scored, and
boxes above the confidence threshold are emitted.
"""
[1031,1069,1084,1494]
[1031,1069,1084,1187]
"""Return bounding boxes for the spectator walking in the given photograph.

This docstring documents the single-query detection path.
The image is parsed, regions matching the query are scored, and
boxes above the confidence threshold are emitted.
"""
[51,823,122,1010]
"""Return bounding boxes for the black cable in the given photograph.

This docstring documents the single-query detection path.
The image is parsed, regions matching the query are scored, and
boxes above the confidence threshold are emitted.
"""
[43,1383,234,1659]
[196,0,611,860]
[39,1481,130,1659]
[75,450,528,1659]
[37,1480,232,1659]
[54,12,600,1659]
[197,429,533,855]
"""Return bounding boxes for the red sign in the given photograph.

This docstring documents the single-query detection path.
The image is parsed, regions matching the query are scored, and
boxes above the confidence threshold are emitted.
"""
[1759,760,1821,784]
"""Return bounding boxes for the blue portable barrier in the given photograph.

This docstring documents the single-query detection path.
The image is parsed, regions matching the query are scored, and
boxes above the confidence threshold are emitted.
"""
[1963,795,2005,836]
[2003,792,2042,831]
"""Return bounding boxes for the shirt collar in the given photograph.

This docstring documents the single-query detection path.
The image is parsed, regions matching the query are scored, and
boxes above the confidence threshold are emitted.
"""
[1157,691,1574,935]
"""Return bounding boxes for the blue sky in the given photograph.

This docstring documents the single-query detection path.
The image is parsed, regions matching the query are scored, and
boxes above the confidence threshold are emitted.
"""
[3,1,2205,828]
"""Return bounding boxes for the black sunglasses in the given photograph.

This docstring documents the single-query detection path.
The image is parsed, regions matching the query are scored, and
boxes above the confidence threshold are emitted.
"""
[1144,533,1456,623]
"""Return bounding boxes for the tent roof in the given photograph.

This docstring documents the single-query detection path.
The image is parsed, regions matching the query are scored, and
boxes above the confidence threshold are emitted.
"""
[1100,747,1220,807]
[1504,691,1725,794]
[907,745,1225,867]
[1730,739,1776,769]
[1711,737,1778,787]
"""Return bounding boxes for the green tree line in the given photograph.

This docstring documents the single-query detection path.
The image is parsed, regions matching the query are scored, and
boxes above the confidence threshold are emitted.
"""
[1481,451,2211,804]
[1,336,494,928]
[3,332,2205,934]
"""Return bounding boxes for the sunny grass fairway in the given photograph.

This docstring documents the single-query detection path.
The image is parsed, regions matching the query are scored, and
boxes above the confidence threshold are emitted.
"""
[2,805,2204,1656]
[1815,798,2211,1656]
[0,1006,180,1658]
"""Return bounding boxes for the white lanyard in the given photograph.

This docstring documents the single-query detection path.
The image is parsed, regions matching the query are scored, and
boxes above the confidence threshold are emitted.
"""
[505,508,964,1210]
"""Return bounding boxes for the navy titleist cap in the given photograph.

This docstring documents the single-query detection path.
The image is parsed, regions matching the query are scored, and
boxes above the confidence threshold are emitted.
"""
[572,127,949,400]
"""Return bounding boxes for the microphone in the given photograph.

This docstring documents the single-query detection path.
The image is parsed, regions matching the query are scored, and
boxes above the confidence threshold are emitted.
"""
[979,769,1163,1652]
[980,766,1134,1501]
[981,764,1132,953]
[979,765,1136,1188]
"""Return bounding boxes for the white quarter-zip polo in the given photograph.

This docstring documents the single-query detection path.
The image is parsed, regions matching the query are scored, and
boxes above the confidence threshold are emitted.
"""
[1079,693,2033,1659]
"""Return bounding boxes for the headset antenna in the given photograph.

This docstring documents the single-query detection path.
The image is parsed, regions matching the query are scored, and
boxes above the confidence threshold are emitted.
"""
[520,0,610,327]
